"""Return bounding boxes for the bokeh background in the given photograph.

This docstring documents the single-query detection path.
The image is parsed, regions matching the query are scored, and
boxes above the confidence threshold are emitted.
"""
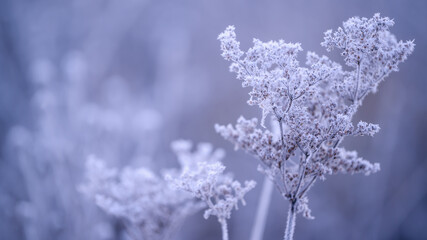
[1,0,426,239]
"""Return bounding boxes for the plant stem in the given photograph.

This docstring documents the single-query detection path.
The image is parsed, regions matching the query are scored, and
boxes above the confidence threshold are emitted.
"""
[298,175,317,199]
[220,219,229,240]
[250,176,274,240]
[284,201,296,240]
[354,62,361,104]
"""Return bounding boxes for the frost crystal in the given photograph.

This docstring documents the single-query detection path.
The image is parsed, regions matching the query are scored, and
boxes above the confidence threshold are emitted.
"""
[216,13,414,232]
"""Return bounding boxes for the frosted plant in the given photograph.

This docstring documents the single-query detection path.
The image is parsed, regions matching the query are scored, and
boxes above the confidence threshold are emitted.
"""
[169,140,256,240]
[80,155,204,240]
[6,54,163,240]
[81,140,255,240]
[216,14,414,240]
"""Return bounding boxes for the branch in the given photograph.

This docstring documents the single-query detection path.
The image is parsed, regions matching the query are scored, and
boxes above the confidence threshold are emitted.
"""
[354,61,361,104]
[298,175,317,199]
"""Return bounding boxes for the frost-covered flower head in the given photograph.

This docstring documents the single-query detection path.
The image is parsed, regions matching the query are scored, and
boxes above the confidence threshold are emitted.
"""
[82,140,255,240]
[171,140,226,172]
[216,13,414,228]
[7,54,164,240]
[322,13,415,96]
[81,155,203,240]
[219,26,305,126]
[169,140,256,240]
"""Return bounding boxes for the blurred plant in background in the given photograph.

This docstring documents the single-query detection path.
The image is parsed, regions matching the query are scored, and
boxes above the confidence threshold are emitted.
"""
[6,52,162,240]
[170,140,256,240]
[81,155,203,240]
[0,1,189,239]
[81,140,255,240]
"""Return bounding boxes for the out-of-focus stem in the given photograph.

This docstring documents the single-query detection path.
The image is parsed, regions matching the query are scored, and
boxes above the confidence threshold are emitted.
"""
[250,176,274,240]
[220,219,229,240]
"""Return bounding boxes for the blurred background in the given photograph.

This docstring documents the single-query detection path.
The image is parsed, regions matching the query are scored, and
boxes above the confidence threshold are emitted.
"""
[0,0,426,239]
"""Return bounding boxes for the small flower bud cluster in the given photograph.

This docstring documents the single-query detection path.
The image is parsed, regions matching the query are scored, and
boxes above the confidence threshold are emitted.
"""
[169,140,256,224]
[322,13,414,98]
[81,141,256,240]
[81,155,203,240]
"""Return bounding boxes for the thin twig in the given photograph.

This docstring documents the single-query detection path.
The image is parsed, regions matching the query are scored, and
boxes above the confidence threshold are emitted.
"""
[293,153,311,197]
[294,144,321,197]
[298,175,317,198]
[354,61,361,104]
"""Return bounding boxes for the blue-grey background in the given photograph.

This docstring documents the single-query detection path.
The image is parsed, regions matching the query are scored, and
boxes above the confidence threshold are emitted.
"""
[1,0,426,239]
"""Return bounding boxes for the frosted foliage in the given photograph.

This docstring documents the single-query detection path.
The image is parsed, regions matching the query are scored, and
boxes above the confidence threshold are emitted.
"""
[219,26,305,126]
[215,117,283,168]
[81,156,203,240]
[322,13,415,96]
[7,53,164,240]
[217,13,413,221]
[82,141,254,240]
[170,140,256,223]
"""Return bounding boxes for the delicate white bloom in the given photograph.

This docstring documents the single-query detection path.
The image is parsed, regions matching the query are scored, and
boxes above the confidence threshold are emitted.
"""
[322,13,415,98]
[81,155,203,240]
[82,141,255,240]
[295,196,313,220]
[169,140,256,240]
[354,121,381,137]
[218,26,307,126]
[216,14,413,235]
[218,25,244,61]
[11,57,165,239]
[215,117,284,168]
[171,140,226,171]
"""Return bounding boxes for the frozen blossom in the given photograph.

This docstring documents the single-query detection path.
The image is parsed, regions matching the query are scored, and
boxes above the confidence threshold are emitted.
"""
[219,26,305,126]
[82,141,255,240]
[7,53,164,240]
[322,13,415,98]
[81,155,203,240]
[169,140,256,240]
[216,117,283,168]
[217,13,413,240]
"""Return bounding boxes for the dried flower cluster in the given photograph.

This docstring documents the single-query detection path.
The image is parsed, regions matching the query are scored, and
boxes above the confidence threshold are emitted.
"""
[82,141,255,240]
[7,54,164,240]
[216,13,414,240]
[169,140,256,240]
[322,13,415,98]
[80,155,203,240]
